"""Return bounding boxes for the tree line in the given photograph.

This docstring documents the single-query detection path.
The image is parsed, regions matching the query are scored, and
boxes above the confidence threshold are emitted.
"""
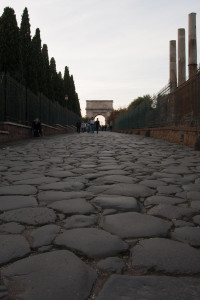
[108,95,152,124]
[0,7,81,116]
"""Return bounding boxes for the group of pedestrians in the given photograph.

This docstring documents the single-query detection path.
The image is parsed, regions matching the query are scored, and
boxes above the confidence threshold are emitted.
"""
[76,117,100,134]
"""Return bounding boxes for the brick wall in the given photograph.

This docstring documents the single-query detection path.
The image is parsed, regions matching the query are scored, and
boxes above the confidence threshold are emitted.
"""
[0,122,76,143]
[116,126,200,149]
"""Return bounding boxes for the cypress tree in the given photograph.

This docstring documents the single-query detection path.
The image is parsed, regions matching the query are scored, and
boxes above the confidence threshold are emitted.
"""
[74,92,81,116]
[56,72,65,106]
[63,66,70,107]
[49,57,57,101]
[64,73,81,114]
[0,7,20,79]
[20,7,32,86]
[67,75,76,111]
[41,44,51,98]
[0,7,81,115]
[31,28,44,94]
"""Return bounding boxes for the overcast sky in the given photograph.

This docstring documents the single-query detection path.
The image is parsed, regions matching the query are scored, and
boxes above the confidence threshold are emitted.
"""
[0,0,200,116]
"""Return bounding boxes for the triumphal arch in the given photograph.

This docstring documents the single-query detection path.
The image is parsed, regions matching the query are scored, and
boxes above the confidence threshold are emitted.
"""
[86,100,113,124]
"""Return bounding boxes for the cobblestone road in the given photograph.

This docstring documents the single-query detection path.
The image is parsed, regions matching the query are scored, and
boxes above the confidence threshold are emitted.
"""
[1,132,200,299]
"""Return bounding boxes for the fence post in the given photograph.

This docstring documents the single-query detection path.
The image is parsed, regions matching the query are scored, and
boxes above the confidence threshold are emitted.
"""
[197,73,200,127]
[39,93,41,121]
[4,73,7,121]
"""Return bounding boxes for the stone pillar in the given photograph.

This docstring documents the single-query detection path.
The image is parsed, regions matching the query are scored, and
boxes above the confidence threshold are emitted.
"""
[188,13,197,78]
[178,28,186,86]
[169,40,177,92]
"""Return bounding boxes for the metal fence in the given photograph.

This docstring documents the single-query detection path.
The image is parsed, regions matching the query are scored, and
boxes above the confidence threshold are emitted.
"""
[113,70,200,130]
[0,73,80,126]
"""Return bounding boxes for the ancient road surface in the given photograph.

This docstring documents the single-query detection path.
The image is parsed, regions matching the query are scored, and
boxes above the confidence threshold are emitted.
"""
[1,132,200,300]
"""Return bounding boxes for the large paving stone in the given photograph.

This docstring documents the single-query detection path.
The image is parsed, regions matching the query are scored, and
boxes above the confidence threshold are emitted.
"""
[62,176,88,184]
[3,173,40,182]
[54,228,128,258]
[72,167,95,175]
[171,226,200,246]
[193,215,200,225]
[45,170,75,178]
[1,250,97,300]
[63,215,98,229]
[94,169,130,176]
[173,220,194,228]
[38,191,93,204]
[0,234,30,265]
[80,163,97,168]
[96,275,200,300]
[48,199,96,215]
[148,204,198,220]
[86,185,109,194]
[162,167,192,174]
[39,181,84,191]
[139,179,167,188]
[97,257,125,273]
[191,201,200,209]
[157,185,182,195]
[152,172,182,180]
[15,176,59,185]
[91,195,140,212]
[0,166,7,171]
[103,183,154,198]
[144,195,185,206]
[0,207,56,225]
[100,212,171,238]
[30,224,60,248]
[0,196,37,211]
[183,184,200,192]
[187,191,200,201]
[93,175,135,184]
[108,169,132,175]
[97,165,122,171]
[0,222,25,234]
[131,238,200,274]
[0,185,37,195]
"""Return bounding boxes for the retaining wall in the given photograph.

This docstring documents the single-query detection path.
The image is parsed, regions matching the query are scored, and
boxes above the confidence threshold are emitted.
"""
[115,126,200,149]
[0,122,76,143]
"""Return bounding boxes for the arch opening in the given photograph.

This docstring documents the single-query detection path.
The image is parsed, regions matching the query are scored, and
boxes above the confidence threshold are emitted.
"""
[94,115,105,126]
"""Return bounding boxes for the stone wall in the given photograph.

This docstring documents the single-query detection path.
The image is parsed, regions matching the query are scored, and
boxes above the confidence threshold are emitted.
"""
[0,122,76,143]
[116,126,200,149]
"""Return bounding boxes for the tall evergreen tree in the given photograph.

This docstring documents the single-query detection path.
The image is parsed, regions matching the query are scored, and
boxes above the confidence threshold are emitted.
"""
[63,66,70,106]
[67,75,76,111]
[56,72,65,106]
[20,7,32,86]
[41,44,51,98]
[74,92,81,116]
[31,28,44,94]
[64,72,81,114]
[49,57,57,101]
[0,7,20,79]
[0,6,81,116]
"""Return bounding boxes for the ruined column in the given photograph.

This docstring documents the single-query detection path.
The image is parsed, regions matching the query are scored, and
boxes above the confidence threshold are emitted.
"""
[188,13,197,78]
[169,40,177,92]
[178,28,186,86]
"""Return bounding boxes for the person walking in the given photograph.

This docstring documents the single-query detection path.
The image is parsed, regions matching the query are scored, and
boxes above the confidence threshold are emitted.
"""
[76,120,81,133]
[90,117,95,133]
[95,118,100,134]
[81,121,86,133]
[32,118,42,137]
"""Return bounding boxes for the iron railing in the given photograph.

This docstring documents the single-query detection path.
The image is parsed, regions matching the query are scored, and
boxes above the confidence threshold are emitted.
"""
[0,73,80,127]
[113,70,200,130]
